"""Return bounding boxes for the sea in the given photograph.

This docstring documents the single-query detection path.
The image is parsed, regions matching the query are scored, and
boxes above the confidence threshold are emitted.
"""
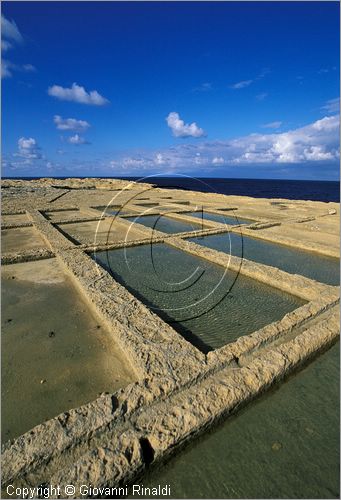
[4,177,340,203]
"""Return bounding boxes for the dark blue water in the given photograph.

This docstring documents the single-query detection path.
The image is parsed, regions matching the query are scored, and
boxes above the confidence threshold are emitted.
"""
[130,177,340,202]
[5,177,339,202]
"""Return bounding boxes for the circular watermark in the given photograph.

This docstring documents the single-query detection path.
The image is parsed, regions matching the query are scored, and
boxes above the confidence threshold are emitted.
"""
[92,174,245,325]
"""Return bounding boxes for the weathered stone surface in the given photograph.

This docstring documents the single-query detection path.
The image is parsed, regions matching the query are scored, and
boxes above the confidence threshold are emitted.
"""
[1,248,55,265]
[167,236,338,301]
[32,305,339,496]
[1,178,339,496]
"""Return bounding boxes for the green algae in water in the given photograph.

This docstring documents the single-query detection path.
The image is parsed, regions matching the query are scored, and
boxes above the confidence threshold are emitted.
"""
[94,243,304,352]
[125,214,202,234]
[189,232,340,286]
[129,343,340,499]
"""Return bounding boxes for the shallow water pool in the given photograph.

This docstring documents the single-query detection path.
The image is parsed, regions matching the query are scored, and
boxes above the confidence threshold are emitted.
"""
[125,214,202,234]
[185,210,253,225]
[130,342,339,499]
[94,243,304,352]
[189,232,340,285]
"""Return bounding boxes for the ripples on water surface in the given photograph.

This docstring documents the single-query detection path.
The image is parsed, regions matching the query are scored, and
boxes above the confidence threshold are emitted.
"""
[94,243,304,352]
[189,232,340,286]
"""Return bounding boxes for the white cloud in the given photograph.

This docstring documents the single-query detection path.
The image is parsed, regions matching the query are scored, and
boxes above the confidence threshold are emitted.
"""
[230,115,339,164]
[1,14,23,45]
[67,134,89,145]
[311,115,338,132]
[212,156,225,165]
[1,16,36,79]
[231,69,270,91]
[321,97,340,115]
[54,115,90,131]
[1,60,12,78]
[166,112,206,138]
[2,60,36,78]
[17,137,42,159]
[230,79,253,89]
[8,115,338,177]
[110,115,339,173]
[262,121,282,129]
[154,153,165,165]
[1,39,12,52]
[303,146,334,161]
[48,83,109,105]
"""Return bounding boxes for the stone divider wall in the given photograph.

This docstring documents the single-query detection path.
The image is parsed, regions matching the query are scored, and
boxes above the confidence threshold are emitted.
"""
[1,189,339,498]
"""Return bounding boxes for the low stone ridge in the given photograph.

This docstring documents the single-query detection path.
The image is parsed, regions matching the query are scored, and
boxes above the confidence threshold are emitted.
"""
[1,178,339,497]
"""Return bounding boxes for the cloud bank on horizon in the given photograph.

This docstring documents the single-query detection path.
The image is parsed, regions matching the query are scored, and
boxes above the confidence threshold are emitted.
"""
[4,110,340,177]
[109,114,340,174]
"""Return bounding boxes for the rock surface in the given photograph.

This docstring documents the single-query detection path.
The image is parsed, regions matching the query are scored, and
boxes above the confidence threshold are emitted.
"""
[1,178,339,497]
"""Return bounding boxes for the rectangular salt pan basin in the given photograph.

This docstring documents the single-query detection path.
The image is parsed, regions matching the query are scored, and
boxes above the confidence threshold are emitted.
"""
[94,243,304,352]
[184,211,253,225]
[94,206,127,216]
[125,214,202,234]
[1,258,135,441]
[189,232,340,286]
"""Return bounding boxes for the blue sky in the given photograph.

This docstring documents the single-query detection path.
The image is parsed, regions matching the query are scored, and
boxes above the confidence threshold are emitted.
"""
[2,1,340,179]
